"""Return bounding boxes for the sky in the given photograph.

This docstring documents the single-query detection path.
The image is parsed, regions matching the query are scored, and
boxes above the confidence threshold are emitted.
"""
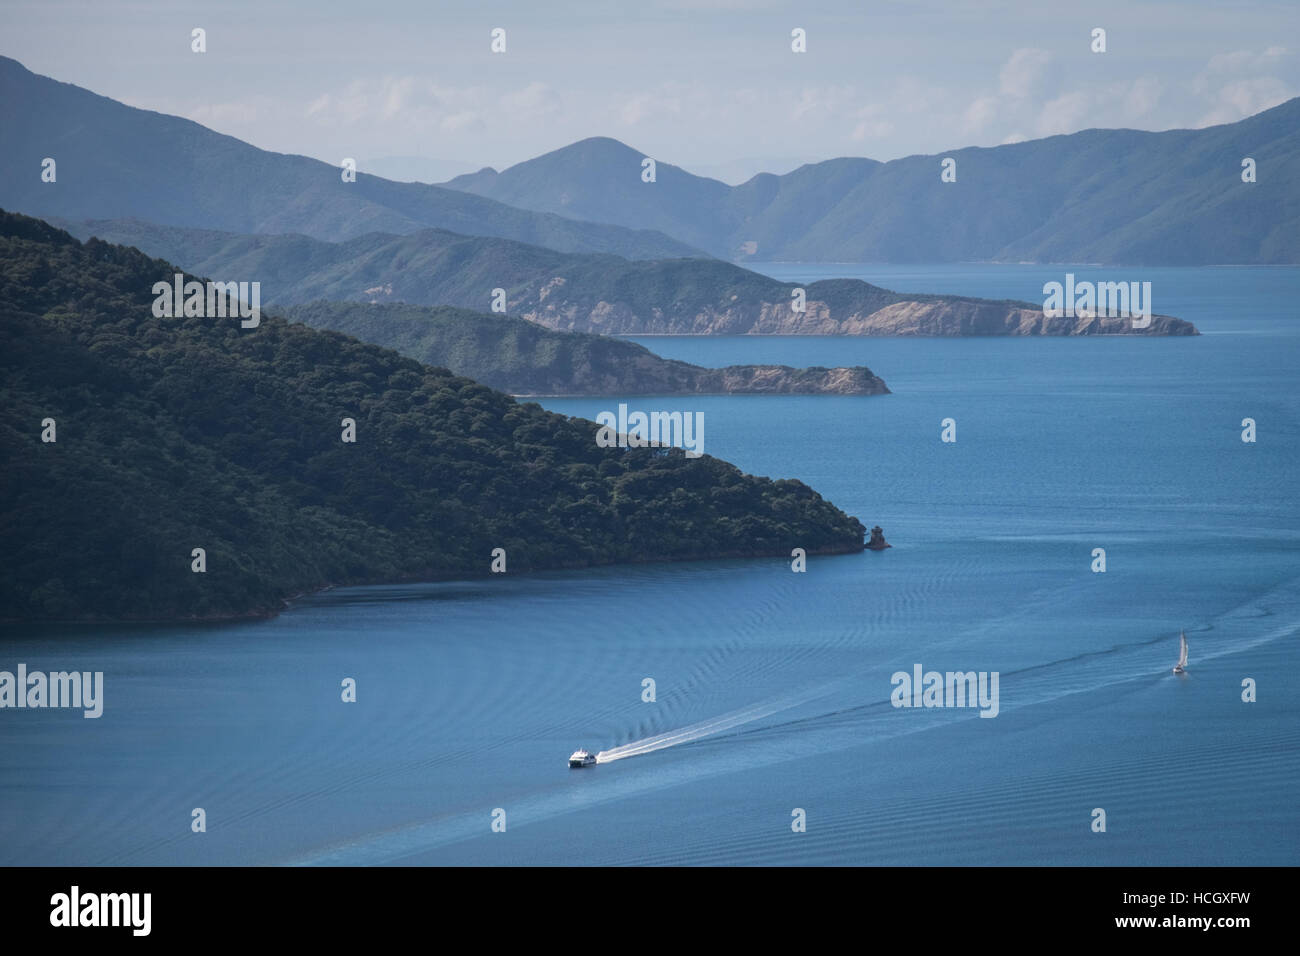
[2,0,1298,183]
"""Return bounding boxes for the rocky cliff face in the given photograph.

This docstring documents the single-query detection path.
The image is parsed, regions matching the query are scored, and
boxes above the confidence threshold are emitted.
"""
[520,294,1199,336]
[53,217,1199,338]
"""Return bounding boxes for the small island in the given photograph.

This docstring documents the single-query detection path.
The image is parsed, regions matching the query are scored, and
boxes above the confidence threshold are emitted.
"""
[279,301,892,397]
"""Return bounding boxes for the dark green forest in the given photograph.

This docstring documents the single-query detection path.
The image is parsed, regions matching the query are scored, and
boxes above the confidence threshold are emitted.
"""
[0,211,866,621]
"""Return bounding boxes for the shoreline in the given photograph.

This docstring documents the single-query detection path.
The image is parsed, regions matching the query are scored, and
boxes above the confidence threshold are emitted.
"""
[618,329,1200,337]
[0,539,871,628]
[509,389,891,398]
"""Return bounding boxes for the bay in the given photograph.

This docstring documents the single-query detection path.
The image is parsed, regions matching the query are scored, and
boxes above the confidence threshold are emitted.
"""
[2,264,1296,865]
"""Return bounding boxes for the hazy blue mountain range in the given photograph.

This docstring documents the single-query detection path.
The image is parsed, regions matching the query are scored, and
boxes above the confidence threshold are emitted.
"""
[279,301,890,396]
[442,103,1300,265]
[0,56,702,259]
[56,216,1198,336]
[0,211,870,621]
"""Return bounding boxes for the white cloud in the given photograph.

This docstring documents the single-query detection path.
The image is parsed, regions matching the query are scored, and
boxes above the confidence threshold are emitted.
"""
[1191,47,1295,126]
[953,47,1165,145]
[1123,77,1164,121]
[850,103,895,141]
[1036,91,1093,136]
[1024,77,1164,138]
[999,48,1051,99]
[499,82,562,118]
[303,76,573,135]
[961,95,999,134]
[960,49,1058,137]
[1196,76,1294,126]
[1203,46,1288,77]
[621,89,683,126]
[790,87,826,122]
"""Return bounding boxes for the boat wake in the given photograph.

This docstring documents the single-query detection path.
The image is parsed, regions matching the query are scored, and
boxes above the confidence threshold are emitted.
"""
[594,684,830,764]
[287,584,1300,865]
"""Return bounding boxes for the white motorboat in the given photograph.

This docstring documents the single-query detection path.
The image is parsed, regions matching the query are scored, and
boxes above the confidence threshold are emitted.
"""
[568,749,596,768]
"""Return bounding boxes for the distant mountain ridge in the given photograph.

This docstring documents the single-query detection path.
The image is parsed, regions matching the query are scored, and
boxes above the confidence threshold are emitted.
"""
[0,56,702,260]
[57,216,1198,337]
[441,104,1300,264]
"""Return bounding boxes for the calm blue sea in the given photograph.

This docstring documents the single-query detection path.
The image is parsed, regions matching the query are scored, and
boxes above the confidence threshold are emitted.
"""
[2,264,1297,866]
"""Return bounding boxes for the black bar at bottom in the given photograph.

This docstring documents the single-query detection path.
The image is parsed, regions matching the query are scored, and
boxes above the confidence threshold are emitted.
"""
[2,866,1282,942]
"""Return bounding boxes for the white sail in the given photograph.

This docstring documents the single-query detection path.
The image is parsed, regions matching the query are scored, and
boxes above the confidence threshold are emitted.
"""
[1176,631,1188,669]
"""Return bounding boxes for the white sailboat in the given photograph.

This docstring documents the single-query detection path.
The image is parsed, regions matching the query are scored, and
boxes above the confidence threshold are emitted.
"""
[1172,630,1188,674]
